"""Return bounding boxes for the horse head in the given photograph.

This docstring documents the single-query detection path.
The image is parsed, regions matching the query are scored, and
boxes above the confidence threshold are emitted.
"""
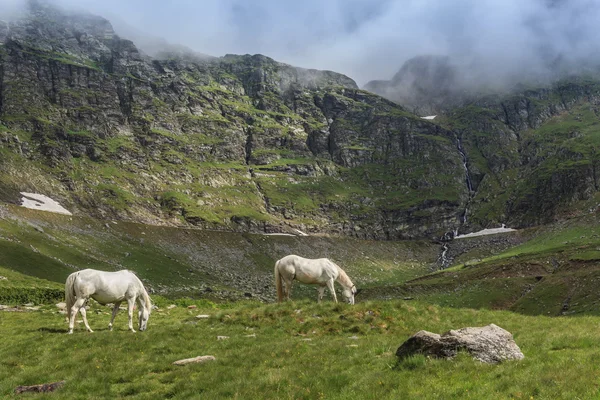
[138,307,150,331]
[342,285,358,305]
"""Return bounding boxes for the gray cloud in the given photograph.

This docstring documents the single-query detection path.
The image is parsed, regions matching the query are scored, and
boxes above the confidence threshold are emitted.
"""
[4,0,600,86]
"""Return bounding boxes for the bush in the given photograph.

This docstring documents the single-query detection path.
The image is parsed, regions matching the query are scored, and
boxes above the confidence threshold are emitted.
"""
[0,287,64,305]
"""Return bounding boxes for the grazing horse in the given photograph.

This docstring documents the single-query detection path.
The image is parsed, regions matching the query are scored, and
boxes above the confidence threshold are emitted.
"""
[65,269,151,334]
[274,255,358,304]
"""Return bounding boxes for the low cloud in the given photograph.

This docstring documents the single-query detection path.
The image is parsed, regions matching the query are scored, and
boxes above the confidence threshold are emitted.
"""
[5,0,600,87]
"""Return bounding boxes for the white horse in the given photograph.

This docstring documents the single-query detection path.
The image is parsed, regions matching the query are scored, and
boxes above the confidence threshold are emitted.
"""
[65,269,152,334]
[274,255,358,304]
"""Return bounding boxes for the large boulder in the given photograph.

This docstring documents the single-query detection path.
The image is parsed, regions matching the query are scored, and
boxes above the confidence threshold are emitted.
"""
[396,323,524,364]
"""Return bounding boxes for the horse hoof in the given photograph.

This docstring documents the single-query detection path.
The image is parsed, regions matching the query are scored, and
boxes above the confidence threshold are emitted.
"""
[67,331,73,335]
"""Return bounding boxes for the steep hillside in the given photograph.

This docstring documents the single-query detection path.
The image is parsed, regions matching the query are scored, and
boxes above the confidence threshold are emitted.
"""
[0,0,472,240]
[444,78,600,231]
[2,1,600,242]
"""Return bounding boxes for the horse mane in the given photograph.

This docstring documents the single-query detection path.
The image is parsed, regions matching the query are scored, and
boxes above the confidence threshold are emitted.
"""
[131,271,152,313]
[141,286,152,314]
[332,262,354,288]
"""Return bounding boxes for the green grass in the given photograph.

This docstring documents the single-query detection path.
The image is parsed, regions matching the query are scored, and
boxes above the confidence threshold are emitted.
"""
[1,296,600,399]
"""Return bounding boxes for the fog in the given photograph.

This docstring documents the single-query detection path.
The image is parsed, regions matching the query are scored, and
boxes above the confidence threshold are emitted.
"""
[2,0,600,87]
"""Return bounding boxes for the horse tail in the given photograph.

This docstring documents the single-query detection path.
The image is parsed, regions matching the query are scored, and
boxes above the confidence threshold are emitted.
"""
[65,272,78,321]
[274,260,284,302]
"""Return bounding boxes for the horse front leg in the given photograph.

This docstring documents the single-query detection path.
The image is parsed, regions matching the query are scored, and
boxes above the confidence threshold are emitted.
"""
[79,302,94,333]
[127,298,136,332]
[326,279,338,303]
[317,286,326,303]
[108,302,121,331]
[68,298,87,334]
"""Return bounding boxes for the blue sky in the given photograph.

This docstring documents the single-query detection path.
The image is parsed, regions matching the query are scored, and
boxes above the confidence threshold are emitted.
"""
[5,0,600,86]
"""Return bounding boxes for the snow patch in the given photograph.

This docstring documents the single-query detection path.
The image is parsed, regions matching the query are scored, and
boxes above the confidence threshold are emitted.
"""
[455,225,516,239]
[421,115,437,120]
[263,229,309,237]
[20,192,72,215]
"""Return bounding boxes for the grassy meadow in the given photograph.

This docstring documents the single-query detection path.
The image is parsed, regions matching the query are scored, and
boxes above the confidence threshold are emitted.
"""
[2,293,600,399]
[4,208,600,398]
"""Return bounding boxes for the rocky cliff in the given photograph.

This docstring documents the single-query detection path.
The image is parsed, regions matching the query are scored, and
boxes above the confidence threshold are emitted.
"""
[1,1,600,241]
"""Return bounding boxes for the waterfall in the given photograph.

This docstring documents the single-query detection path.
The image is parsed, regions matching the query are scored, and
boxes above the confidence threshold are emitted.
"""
[456,137,473,193]
[455,134,474,231]
[437,244,451,269]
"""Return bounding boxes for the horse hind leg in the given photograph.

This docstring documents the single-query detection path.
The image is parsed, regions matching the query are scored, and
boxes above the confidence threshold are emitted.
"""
[108,302,121,331]
[284,279,293,301]
[127,297,136,333]
[79,302,94,333]
[68,297,87,334]
[317,286,326,303]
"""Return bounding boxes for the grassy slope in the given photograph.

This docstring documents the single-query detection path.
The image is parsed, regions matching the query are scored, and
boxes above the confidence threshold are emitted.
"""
[399,214,600,315]
[0,204,437,301]
[1,296,599,399]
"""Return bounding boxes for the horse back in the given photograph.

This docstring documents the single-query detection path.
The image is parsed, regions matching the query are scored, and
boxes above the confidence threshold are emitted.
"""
[278,255,338,284]
[75,269,142,304]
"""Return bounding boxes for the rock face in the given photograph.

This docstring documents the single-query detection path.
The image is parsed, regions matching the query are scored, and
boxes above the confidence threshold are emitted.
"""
[395,324,524,364]
[0,0,471,240]
[1,1,600,240]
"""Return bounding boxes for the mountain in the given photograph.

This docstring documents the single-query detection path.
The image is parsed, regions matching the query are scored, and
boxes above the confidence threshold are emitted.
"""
[1,0,600,241]
[364,55,467,116]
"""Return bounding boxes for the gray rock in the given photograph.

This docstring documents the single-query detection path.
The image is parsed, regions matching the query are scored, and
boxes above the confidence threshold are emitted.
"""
[396,323,524,364]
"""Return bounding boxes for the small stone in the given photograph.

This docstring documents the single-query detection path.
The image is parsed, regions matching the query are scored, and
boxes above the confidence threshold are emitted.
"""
[167,305,177,310]
[15,380,65,394]
[348,336,360,340]
[0,276,7,280]
[24,303,34,307]
[217,336,229,340]
[172,355,216,366]
[56,302,66,309]
[187,305,197,309]
[196,314,210,319]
